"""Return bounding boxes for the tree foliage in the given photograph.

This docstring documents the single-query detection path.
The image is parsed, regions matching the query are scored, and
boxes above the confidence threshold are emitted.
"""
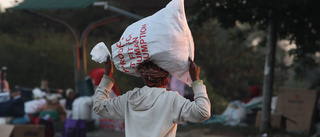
[0,1,290,101]
[190,19,290,102]
[0,6,139,92]
[0,31,74,88]
[191,20,265,101]
[193,0,320,86]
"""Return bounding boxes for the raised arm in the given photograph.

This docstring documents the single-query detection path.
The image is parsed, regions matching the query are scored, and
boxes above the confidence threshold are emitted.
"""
[172,58,211,123]
[92,56,126,120]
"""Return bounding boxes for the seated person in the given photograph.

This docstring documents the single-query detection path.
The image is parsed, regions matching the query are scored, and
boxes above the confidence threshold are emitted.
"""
[41,95,66,130]
[0,71,10,92]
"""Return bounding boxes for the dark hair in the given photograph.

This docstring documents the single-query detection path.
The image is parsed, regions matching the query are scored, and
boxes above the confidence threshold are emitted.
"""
[137,61,169,87]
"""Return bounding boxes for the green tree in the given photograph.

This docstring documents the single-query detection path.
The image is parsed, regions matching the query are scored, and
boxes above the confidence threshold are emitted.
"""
[0,6,141,92]
[193,0,320,87]
[0,32,74,89]
[192,0,317,131]
[188,19,290,114]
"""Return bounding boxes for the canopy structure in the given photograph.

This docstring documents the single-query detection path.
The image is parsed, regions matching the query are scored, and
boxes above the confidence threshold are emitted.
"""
[12,0,98,10]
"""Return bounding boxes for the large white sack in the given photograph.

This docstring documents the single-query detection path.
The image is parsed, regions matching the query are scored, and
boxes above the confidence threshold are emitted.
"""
[111,0,194,86]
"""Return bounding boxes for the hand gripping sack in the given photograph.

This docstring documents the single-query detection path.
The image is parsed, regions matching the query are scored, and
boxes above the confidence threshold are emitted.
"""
[111,0,194,86]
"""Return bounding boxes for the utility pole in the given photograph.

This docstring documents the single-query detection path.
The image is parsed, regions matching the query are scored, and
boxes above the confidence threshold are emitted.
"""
[260,9,277,132]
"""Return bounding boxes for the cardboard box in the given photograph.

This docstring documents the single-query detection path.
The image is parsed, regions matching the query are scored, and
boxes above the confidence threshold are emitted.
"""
[275,88,317,132]
[0,124,14,137]
[255,111,284,128]
[0,124,45,137]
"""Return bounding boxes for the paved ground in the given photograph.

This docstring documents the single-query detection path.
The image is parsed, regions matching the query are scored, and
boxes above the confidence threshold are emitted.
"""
[55,128,234,137]
[54,130,125,137]
[82,130,126,137]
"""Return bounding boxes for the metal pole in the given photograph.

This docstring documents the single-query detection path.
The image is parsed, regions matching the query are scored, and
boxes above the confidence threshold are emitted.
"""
[107,5,143,20]
[78,2,144,78]
[79,15,123,79]
[24,10,81,91]
[93,1,143,20]
[260,9,277,132]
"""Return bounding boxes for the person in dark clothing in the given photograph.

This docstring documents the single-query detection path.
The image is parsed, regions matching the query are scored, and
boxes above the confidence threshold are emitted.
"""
[65,88,76,110]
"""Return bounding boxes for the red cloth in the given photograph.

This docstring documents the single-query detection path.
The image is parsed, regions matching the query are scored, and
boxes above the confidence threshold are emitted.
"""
[89,68,120,96]
[249,86,260,97]
[244,86,260,104]
[89,68,105,86]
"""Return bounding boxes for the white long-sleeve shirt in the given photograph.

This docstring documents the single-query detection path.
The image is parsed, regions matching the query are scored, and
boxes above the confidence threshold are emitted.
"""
[93,75,211,137]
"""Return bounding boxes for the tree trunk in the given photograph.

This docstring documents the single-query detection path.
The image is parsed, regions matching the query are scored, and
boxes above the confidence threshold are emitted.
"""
[260,9,277,132]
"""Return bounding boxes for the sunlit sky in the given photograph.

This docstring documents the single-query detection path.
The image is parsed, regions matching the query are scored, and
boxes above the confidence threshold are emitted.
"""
[0,0,23,11]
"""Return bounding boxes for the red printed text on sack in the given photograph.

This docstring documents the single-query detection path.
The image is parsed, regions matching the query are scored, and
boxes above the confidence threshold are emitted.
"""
[115,24,150,73]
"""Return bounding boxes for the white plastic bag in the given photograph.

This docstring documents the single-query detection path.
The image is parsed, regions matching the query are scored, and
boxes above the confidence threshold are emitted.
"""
[24,99,46,114]
[111,0,194,86]
[222,100,247,126]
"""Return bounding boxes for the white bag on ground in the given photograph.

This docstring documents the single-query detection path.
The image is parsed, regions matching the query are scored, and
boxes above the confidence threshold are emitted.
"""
[222,100,247,126]
[24,99,46,114]
[72,96,93,120]
[110,0,194,86]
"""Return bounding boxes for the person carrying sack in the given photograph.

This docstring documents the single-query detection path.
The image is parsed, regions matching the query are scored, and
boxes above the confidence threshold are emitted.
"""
[93,56,210,137]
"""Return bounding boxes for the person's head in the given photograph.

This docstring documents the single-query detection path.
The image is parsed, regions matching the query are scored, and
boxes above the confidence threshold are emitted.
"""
[137,60,169,88]
[46,95,59,105]
[66,88,76,100]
